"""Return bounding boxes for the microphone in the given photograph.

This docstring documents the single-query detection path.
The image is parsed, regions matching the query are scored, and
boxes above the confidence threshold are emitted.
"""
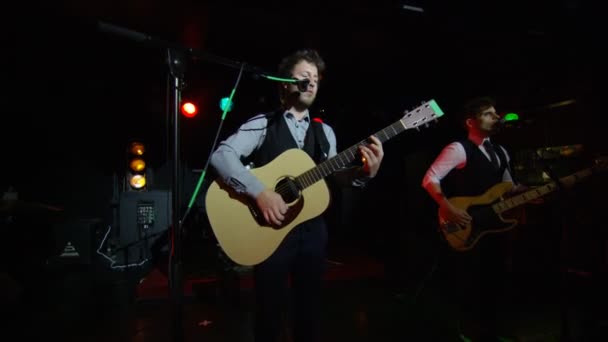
[260,74,310,92]
[496,117,534,129]
[293,78,310,92]
[489,118,506,133]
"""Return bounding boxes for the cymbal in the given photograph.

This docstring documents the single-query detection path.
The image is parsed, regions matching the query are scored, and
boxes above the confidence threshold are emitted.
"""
[536,144,584,159]
[0,199,63,216]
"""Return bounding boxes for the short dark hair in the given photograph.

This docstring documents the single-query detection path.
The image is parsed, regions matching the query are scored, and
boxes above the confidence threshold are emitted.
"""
[462,96,496,121]
[277,49,326,79]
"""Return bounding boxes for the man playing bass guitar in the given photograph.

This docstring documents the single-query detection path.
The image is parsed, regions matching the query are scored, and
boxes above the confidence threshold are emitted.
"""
[421,96,534,342]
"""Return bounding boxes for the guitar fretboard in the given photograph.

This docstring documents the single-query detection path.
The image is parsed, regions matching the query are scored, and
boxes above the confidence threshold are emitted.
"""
[295,119,407,190]
[492,167,594,214]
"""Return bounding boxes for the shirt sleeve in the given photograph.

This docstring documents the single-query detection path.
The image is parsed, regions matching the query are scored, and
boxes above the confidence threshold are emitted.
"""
[421,142,467,188]
[210,115,268,198]
[323,123,338,158]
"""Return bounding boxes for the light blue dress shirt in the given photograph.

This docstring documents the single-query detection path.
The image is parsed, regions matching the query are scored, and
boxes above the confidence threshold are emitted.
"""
[210,110,370,198]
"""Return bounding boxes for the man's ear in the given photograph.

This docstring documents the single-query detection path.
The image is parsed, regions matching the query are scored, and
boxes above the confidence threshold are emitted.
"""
[465,118,474,129]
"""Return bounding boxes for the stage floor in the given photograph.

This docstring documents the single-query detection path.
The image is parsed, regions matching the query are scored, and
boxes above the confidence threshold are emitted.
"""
[3,243,606,342]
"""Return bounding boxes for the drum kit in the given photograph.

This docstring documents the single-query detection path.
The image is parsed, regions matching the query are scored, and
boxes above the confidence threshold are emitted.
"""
[511,143,587,185]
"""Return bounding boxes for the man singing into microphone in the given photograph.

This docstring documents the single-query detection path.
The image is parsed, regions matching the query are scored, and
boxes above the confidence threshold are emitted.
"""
[421,96,536,341]
[210,49,385,342]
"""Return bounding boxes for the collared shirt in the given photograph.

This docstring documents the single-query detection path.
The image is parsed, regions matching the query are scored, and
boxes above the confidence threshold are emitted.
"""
[211,110,368,198]
[421,133,513,189]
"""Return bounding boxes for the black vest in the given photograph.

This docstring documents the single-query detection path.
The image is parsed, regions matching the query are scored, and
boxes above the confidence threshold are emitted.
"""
[251,110,330,168]
[441,139,508,198]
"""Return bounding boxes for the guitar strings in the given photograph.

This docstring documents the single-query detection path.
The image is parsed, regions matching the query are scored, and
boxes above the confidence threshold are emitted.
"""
[269,126,401,195]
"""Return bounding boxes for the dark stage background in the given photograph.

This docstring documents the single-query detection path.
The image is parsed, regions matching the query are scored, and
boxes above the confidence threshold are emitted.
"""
[2,0,605,308]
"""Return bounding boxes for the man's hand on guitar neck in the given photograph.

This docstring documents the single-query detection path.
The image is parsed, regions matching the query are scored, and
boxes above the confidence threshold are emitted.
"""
[359,135,384,178]
[439,200,472,227]
[256,189,289,226]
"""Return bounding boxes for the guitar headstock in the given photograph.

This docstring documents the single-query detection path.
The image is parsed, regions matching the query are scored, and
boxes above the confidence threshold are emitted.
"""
[400,99,444,129]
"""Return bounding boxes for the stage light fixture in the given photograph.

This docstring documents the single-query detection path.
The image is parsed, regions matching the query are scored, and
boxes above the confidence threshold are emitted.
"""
[126,141,147,191]
[219,97,233,112]
[181,101,198,118]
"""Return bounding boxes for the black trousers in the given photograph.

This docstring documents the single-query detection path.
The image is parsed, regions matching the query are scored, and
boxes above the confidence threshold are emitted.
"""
[441,232,510,341]
[253,217,328,342]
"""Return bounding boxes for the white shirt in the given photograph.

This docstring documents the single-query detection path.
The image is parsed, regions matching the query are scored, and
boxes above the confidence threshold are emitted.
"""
[421,133,514,189]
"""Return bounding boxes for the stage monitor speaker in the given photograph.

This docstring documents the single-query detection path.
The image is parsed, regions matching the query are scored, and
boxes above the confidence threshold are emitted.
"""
[49,218,102,266]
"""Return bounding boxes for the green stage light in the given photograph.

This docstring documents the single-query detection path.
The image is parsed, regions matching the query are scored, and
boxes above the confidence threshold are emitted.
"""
[503,113,519,121]
[219,97,233,112]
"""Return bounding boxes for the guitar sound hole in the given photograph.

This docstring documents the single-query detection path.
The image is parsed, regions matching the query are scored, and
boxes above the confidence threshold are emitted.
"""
[275,177,300,204]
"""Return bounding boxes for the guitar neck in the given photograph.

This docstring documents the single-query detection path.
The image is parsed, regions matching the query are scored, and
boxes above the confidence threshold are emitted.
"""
[295,118,407,190]
[492,167,594,214]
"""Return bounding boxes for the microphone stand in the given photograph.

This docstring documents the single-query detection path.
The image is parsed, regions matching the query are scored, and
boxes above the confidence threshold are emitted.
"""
[96,21,307,342]
[168,47,185,342]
